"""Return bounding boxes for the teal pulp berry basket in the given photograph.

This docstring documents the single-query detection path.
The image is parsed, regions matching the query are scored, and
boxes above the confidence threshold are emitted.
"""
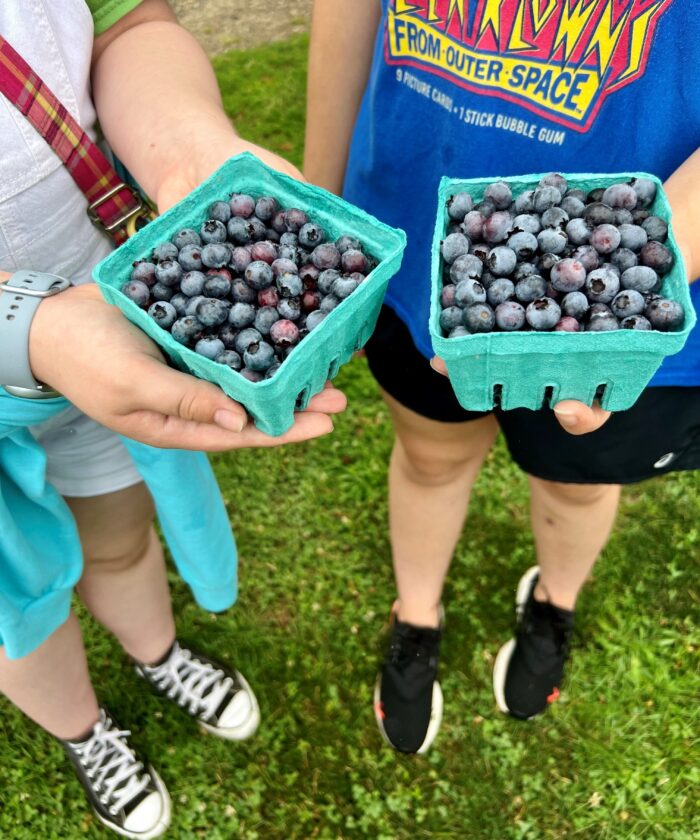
[429,172,696,413]
[94,153,406,436]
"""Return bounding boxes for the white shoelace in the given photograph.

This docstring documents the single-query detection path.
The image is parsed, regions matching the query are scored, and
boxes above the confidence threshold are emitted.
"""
[143,642,233,721]
[70,711,150,816]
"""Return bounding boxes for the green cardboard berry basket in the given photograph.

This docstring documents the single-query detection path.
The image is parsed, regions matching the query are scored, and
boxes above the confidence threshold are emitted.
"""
[94,152,406,436]
[429,172,696,412]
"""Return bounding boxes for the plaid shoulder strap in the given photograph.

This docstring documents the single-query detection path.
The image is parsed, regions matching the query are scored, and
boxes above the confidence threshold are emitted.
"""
[0,34,153,244]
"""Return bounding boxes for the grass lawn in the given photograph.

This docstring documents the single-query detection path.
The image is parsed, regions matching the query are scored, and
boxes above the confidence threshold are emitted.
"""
[1,34,698,840]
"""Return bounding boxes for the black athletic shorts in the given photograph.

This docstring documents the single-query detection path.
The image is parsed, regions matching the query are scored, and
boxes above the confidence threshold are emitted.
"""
[364,305,700,484]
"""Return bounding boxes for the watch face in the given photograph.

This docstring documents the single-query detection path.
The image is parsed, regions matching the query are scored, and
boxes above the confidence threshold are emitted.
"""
[2,384,61,400]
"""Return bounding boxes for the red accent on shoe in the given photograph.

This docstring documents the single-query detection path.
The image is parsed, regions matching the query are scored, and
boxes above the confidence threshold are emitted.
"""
[375,701,386,721]
[547,687,560,704]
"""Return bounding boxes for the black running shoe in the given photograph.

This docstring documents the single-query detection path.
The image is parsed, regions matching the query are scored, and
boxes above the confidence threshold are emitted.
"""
[374,612,443,754]
[61,708,170,839]
[493,566,575,720]
[135,640,260,741]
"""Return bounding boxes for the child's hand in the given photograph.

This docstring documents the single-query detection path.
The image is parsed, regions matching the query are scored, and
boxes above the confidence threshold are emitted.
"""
[27,283,346,450]
[430,356,612,435]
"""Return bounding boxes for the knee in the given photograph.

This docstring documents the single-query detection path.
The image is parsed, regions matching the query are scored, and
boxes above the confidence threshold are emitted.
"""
[535,478,620,508]
[394,437,486,487]
[82,520,155,574]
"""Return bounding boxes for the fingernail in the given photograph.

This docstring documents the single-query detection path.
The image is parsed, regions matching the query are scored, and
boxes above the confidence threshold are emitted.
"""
[553,406,578,426]
[214,409,245,433]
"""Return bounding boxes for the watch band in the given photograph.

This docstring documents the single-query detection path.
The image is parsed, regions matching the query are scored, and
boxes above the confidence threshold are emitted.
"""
[0,270,71,399]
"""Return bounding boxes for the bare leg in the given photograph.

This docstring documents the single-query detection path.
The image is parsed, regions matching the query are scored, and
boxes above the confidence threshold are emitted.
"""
[0,613,99,739]
[528,476,621,611]
[383,391,499,628]
[67,483,176,665]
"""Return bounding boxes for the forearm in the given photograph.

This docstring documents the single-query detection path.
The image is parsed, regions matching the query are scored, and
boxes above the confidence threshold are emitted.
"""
[91,4,234,204]
[664,148,700,281]
[304,0,381,193]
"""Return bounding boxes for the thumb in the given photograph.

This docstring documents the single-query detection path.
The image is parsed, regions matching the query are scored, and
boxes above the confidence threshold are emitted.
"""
[553,400,612,436]
[131,358,249,432]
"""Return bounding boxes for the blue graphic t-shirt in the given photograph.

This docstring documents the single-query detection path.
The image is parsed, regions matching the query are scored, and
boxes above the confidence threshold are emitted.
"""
[343,0,700,386]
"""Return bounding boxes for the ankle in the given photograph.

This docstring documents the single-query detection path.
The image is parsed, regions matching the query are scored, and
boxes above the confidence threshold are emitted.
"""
[395,601,441,629]
[533,581,577,612]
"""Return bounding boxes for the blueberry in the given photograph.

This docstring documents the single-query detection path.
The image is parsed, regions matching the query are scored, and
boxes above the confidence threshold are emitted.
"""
[216,349,243,370]
[278,297,302,320]
[629,177,656,208]
[227,216,254,245]
[538,252,561,275]
[447,192,474,221]
[483,211,513,243]
[249,241,278,265]
[198,219,226,246]
[554,316,580,332]
[154,259,183,287]
[335,234,362,254]
[271,211,288,234]
[255,196,279,222]
[441,284,457,307]
[169,293,189,317]
[476,198,496,217]
[245,261,274,290]
[565,218,590,246]
[171,316,203,345]
[280,232,299,249]
[229,194,255,217]
[461,210,485,240]
[151,282,174,302]
[265,363,283,379]
[244,340,275,372]
[470,242,491,263]
[632,209,650,225]
[617,224,647,252]
[440,306,464,332]
[195,336,225,360]
[170,230,199,252]
[487,246,517,277]
[305,310,327,331]
[312,243,342,270]
[185,294,206,316]
[200,243,230,269]
[271,258,299,278]
[299,264,320,288]
[586,314,619,331]
[203,274,231,299]
[613,208,634,226]
[532,185,562,213]
[621,265,659,293]
[122,279,151,306]
[277,271,303,298]
[455,278,486,306]
[217,324,238,350]
[464,303,496,333]
[177,270,203,297]
[269,319,300,348]
[302,289,321,312]
[318,269,341,295]
[486,278,515,307]
[602,183,637,210]
[240,368,264,382]
[130,261,157,287]
[572,245,600,272]
[561,291,590,320]
[484,181,512,210]
[512,214,541,235]
[228,302,256,328]
[178,244,203,273]
[479,271,496,290]
[611,289,645,319]
[541,207,569,229]
[586,267,620,303]
[646,298,684,331]
[566,188,588,203]
[298,223,325,249]
[513,190,535,213]
[526,297,561,331]
[441,233,471,264]
[507,231,538,261]
[560,195,585,219]
[589,224,622,255]
[587,187,606,203]
[513,262,538,282]
[515,275,547,303]
[332,276,360,299]
[495,300,525,331]
[234,328,263,356]
[550,258,586,293]
[258,287,280,308]
[284,208,308,233]
[620,315,652,330]
[254,306,280,336]
[640,241,673,275]
[145,301,177,335]
[449,325,470,337]
[450,253,483,283]
[537,228,568,254]
[610,248,638,273]
[540,173,568,194]
[196,298,230,327]
[583,202,614,227]
[341,249,369,274]
[229,279,255,304]
[205,201,230,224]
[153,242,179,262]
[641,216,668,242]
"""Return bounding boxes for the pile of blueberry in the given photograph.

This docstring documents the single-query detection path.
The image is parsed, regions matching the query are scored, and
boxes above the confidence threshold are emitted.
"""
[439,173,685,336]
[121,194,374,381]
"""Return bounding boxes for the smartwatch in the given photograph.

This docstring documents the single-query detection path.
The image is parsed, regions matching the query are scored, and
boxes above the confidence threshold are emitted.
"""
[0,269,72,399]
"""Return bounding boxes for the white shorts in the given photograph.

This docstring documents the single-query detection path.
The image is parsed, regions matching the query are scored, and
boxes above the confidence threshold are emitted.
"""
[29,406,142,498]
